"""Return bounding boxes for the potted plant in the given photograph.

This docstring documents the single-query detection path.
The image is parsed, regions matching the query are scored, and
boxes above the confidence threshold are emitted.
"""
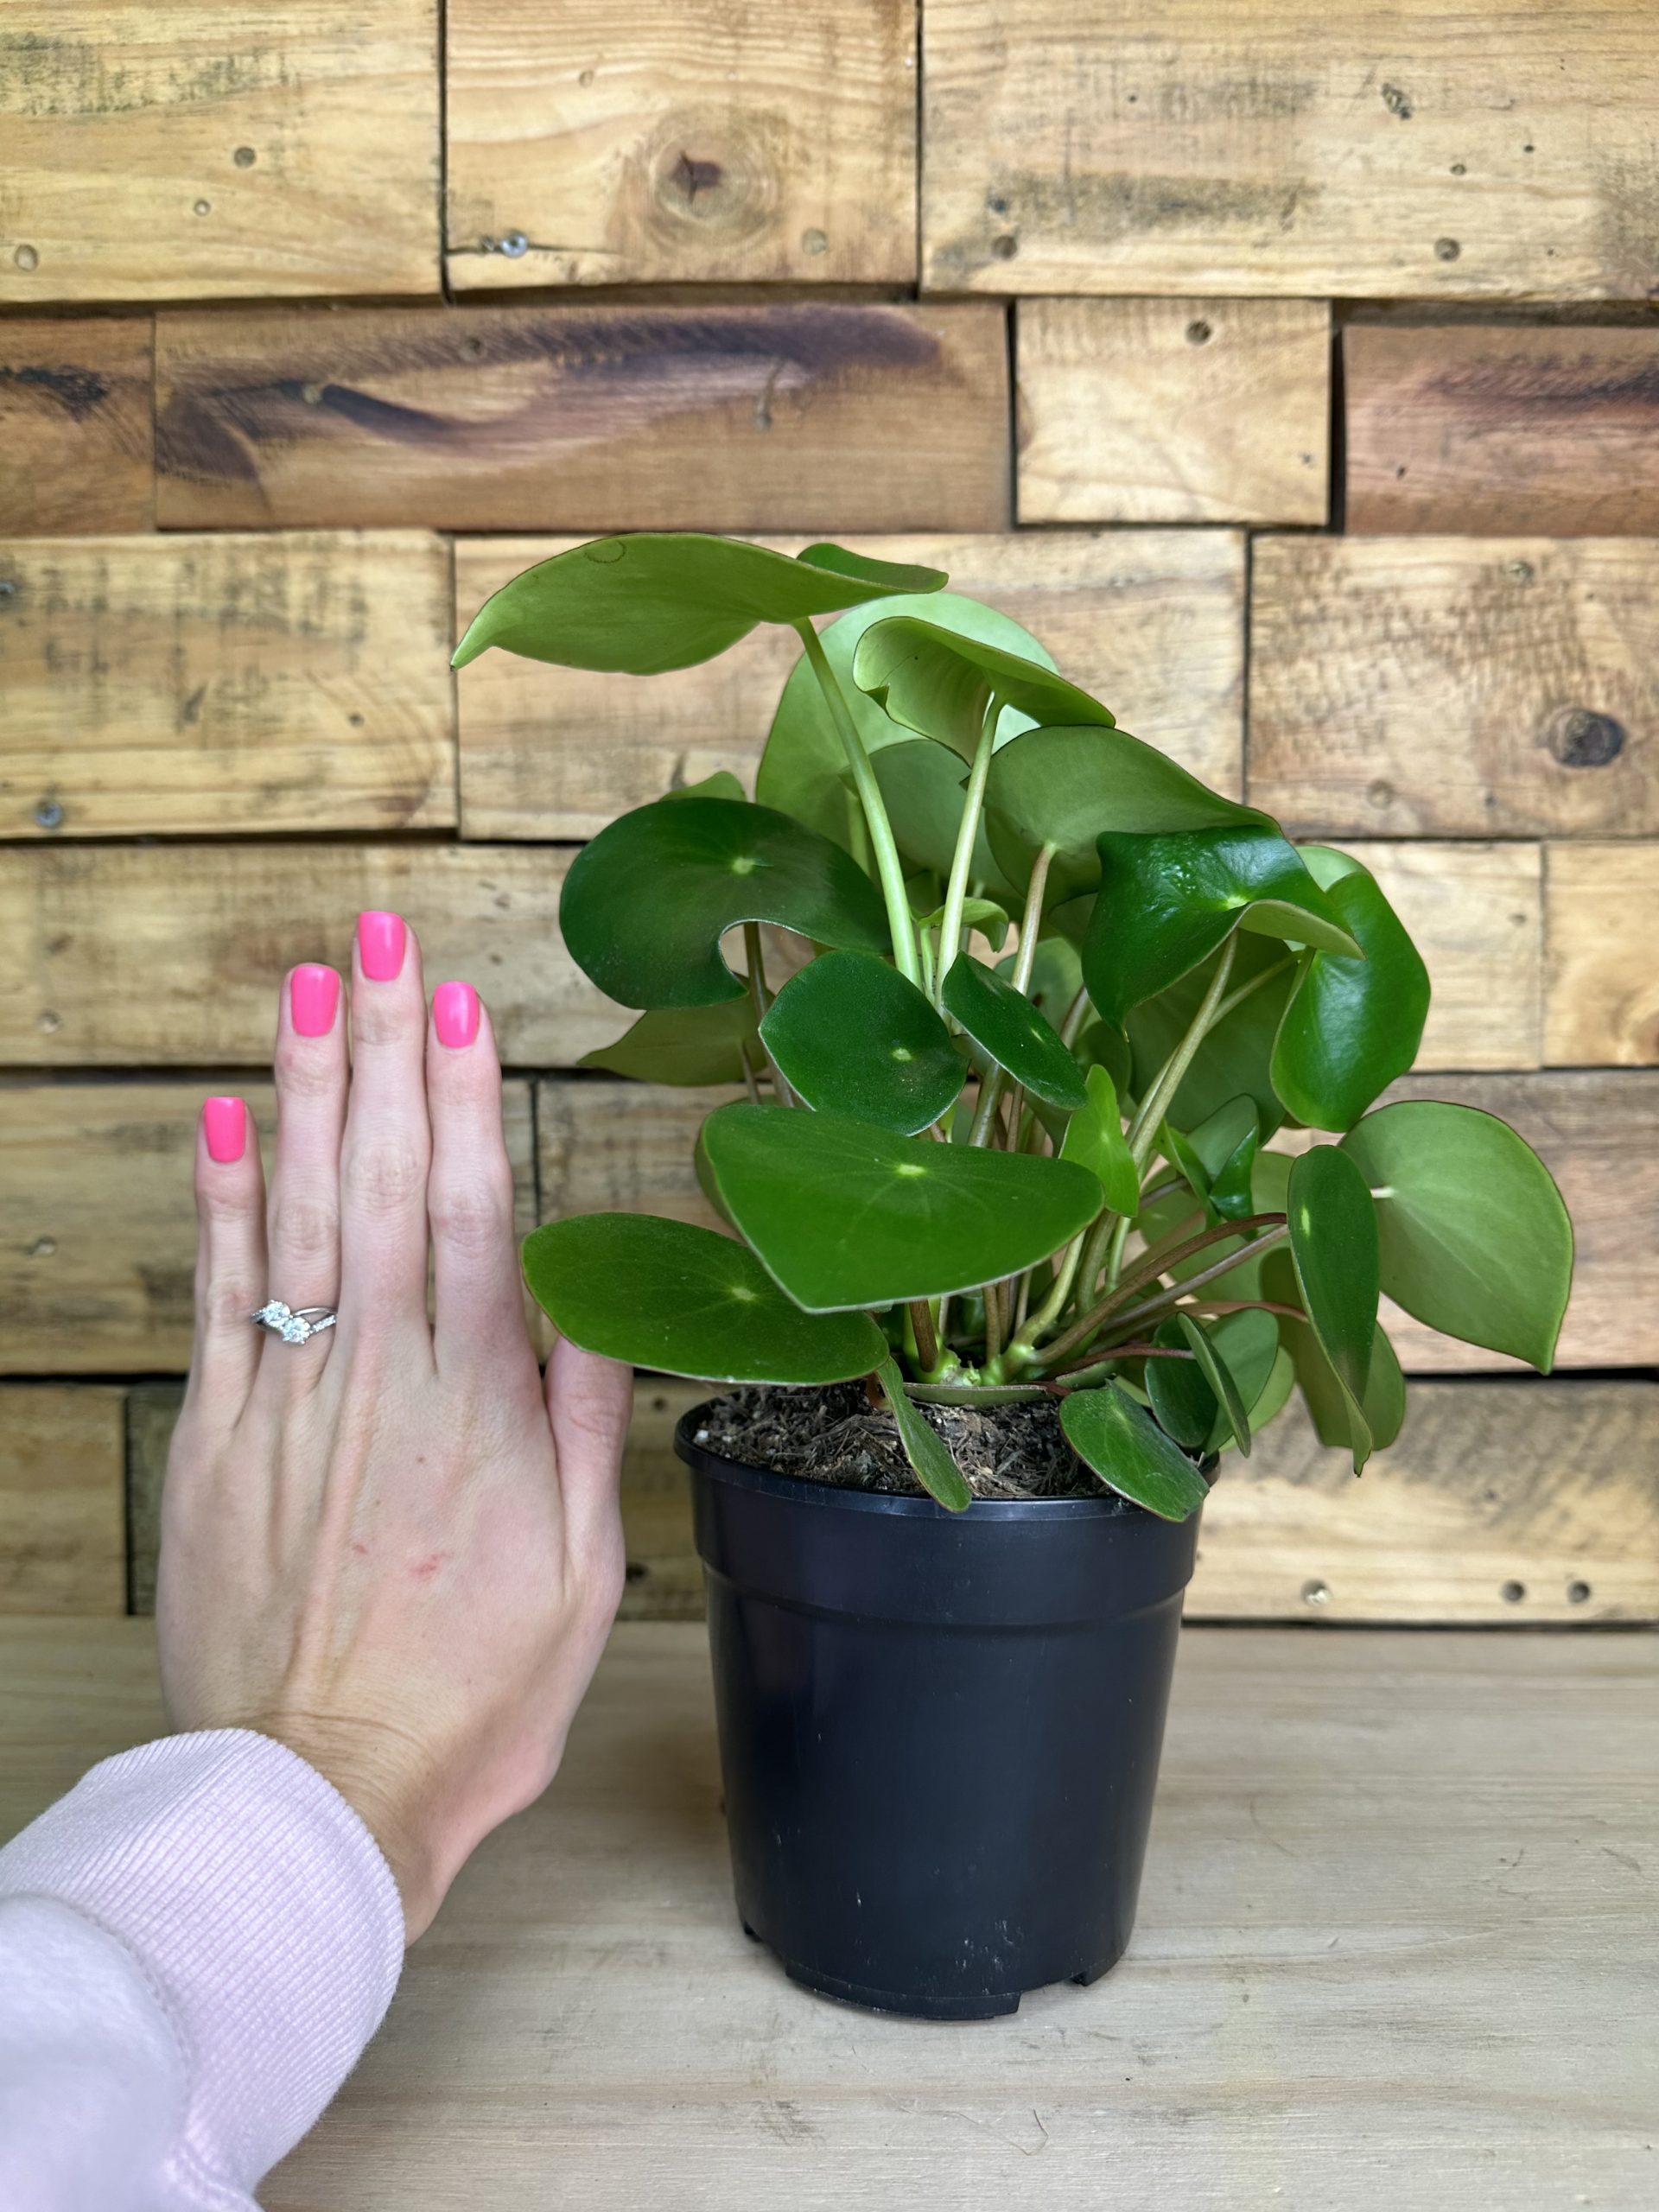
[454,535,1574,2018]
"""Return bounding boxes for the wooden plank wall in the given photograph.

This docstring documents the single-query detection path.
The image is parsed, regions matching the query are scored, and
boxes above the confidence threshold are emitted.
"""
[2,0,1655,1629]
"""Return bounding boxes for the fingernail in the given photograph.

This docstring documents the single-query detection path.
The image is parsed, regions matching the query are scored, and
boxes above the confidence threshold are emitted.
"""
[433,981,480,1050]
[290,963,340,1038]
[203,1096,247,1164]
[358,910,406,982]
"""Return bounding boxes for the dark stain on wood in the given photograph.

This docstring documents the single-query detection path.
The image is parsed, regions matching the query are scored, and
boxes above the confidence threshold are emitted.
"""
[0,364,111,419]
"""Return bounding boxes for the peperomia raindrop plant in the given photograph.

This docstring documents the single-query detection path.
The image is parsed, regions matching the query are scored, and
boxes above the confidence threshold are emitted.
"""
[454,535,1574,1520]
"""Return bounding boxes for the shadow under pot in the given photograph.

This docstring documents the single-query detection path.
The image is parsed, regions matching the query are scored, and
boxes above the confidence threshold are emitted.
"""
[677,1404,1204,2020]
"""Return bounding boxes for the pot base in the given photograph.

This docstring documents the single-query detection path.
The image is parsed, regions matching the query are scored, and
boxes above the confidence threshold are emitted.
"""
[742,1920,1122,2020]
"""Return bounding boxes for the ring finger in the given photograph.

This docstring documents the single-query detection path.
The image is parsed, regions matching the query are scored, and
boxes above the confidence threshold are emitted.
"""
[259,961,347,1384]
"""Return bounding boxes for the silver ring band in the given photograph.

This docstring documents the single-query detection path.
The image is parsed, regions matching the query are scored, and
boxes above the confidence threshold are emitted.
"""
[251,1300,338,1345]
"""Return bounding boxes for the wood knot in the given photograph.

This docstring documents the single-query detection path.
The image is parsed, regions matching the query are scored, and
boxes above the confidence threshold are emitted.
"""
[1544,707,1624,769]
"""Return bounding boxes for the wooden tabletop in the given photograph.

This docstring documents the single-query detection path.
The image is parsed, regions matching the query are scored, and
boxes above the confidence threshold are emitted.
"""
[3,1621,1655,2210]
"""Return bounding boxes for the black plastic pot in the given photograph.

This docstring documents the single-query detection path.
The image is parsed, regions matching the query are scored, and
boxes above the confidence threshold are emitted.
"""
[677,1406,1202,2019]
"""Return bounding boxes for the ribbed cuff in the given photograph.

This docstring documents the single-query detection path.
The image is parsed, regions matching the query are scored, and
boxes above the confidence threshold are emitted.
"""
[0,1730,404,2197]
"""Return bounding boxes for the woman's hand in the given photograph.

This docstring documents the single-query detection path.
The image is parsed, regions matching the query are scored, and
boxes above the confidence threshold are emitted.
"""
[157,913,632,1941]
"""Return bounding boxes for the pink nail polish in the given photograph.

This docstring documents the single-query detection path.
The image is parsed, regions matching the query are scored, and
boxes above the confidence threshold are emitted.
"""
[358,910,406,982]
[290,963,340,1038]
[434,980,480,1050]
[203,1096,247,1164]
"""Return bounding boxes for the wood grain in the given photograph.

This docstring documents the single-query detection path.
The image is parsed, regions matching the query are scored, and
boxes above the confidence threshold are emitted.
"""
[0,1083,537,1376]
[0,3,440,302]
[1344,323,1659,535]
[0,533,456,838]
[445,0,917,289]
[457,529,1247,838]
[1248,537,1659,836]
[921,0,1659,301]
[154,305,1010,532]
[0,318,154,533]
[0,1387,124,1614]
[1017,297,1330,524]
[1544,843,1659,1066]
[537,1080,737,1236]
[0,845,625,1069]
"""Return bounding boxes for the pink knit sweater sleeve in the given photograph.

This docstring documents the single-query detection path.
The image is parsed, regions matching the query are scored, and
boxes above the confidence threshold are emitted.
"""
[0,1731,404,2210]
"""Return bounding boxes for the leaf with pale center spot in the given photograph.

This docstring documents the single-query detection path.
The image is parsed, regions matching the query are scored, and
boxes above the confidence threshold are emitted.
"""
[760,951,963,1134]
[941,955,1088,1111]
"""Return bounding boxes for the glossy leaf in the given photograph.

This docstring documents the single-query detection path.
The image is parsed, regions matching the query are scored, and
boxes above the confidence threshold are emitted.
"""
[1084,826,1363,1028]
[559,796,888,1008]
[521,1214,885,1382]
[877,1357,972,1511]
[1176,1312,1253,1455]
[1059,1064,1139,1215]
[941,955,1089,1110]
[700,1102,1100,1311]
[1061,1382,1210,1522]
[760,951,963,1134]
[874,741,1020,899]
[1341,1102,1573,1370]
[756,594,1053,853]
[1245,1344,1297,1437]
[1200,1310,1284,1452]
[916,893,1011,952]
[1285,1147,1381,1472]
[1074,1017,1134,1099]
[663,770,747,804]
[1270,852,1431,1132]
[984,726,1269,905]
[1267,1246,1405,1459]
[1127,935,1298,1138]
[852,619,1114,760]
[454,534,944,674]
[579,1001,760,1086]
[1144,1320,1218,1450]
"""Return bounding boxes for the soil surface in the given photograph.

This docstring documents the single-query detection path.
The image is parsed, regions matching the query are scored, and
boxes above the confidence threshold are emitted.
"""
[689,1382,1129,1505]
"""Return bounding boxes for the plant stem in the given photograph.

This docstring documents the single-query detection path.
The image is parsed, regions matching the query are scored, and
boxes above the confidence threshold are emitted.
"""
[967,1066,1006,1147]
[983,1274,1006,1363]
[1125,934,1236,1173]
[1059,984,1092,1048]
[1211,951,1296,1028]
[795,620,921,988]
[933,692,1003,1006]
[1010,844,1056,995]
[742,922,797,1105]
[1033,1211,1286,1369]
[1084,1227,1291,1345]
[905,1381,1048,1406]
[737,1043,762,1105]
[908,1299,940,1374]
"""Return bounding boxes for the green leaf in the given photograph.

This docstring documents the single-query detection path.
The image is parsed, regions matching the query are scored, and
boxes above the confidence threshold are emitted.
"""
[559,795,889,1008]
[756,593,1054,854]
[876,1357,972,1511]
[1175,1312,1253,1457]
[1270,854,1431,1133]
[1267,1247,1405,1459]
[1285,1147,1381,1472]
[662,770,748,804]
[1084,825,1363,1028]
[760,951,963,1135]
[1163,1096,1260,1225]
[852,618,1114,760]
[521,1214,885,1382]
[1060,1382,1210,1522]
[579,1001,760,1086]
[1074,1017,1134,1099]
[1127,934,1298,1139]
[998,931,1084,1025]
[874,741,1020,900]
[700,1102,1100,1311]
[941,955,1089,1110]
[915,894,1011,952]
[984,726,1270,905]
[1340,1102,1573,1370]
[1200,1309,1284,1452]
[454,533,944,673]
[1059,1064,1139,1215]
[1243,1344,1296,1438]
[1144,1321,1219,1450]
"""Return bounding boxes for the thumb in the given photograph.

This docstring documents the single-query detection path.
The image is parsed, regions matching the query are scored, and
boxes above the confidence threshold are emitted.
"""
[545,1334,632,1555]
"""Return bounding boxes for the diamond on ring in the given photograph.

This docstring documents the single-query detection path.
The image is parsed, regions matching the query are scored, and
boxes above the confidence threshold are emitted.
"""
[251,1300,337,1345]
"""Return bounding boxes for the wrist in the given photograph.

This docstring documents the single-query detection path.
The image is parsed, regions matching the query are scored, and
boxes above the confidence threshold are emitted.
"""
[254,1714,442,1941]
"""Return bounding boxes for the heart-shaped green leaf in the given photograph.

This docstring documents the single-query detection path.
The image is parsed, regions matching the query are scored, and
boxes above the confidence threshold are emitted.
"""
[1284,1146,1381,1472]
[1060,1382,1210,1521]
[852,619,1115,760]
[760,951,963,1134]
[559,795,889,1008]
[454,534,945,673]
[915,893,1011,952]
[1340,1102,1573,1370]
[756,593,1053,853]
[1059,1064,1139,1215]
[1270,851,1431,1133]
[876,1357,972,1511]
[1128,935,1298,1139]
[579,1001,760,1086]
[1084,826,1363,1029]
[941,956,1089,1110]
[522,1214,885,1382]
[700,1102,1100,1311]
[984,727,1269,906]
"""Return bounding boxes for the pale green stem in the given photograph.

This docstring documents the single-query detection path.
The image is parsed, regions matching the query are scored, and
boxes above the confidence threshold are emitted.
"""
[742,923,796,1106]
[933,692,1003,1007]
[1059,984,1092,1048]
[795,620,921,988]
[1010,843,1057,995]
[1125,934,1236,1174]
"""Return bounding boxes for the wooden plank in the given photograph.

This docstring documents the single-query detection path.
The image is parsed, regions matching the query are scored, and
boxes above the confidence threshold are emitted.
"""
[1016,298,1330,525]
[537,1081,735,1237]
[0,533,456,839]
[0,3,439,303]
[445,0,917,289]
[0,1386,124,1614]
[1347,842,1541,1072]
[154,305,1010,533]
[0,846,626,1069]
[0,319,154,534]
[921,0,1659,301]
[0,1082,538,1376]
[1544,842,1659,1065]
[1344,324,1659,536]
[458,529,1246,839]
[1249,537,1659,837]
